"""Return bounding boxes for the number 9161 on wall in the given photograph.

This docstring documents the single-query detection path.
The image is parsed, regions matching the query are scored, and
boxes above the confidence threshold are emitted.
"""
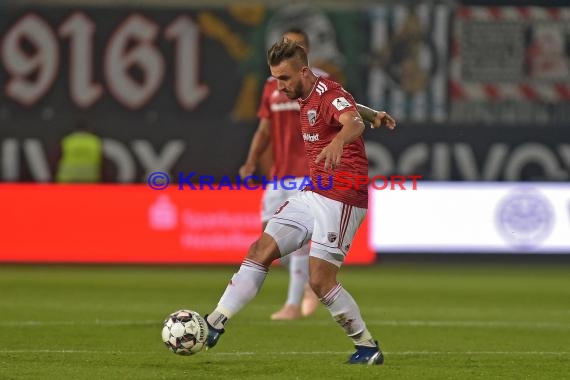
[1,12,208,110]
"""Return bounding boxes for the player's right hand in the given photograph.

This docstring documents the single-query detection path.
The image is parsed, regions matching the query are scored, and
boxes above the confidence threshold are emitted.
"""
[372,111,396,130]
[316,139,343,171]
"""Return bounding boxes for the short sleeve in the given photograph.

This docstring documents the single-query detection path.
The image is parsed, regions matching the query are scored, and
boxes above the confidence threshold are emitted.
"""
[321,88,358,124]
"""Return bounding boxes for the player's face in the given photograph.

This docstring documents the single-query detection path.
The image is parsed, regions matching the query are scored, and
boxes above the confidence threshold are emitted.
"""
[270,59,307,100]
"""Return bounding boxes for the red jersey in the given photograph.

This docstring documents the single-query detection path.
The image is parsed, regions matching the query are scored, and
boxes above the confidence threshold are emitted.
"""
[257,68,328,179]
[298,77,368,208]
[258,78,306,178]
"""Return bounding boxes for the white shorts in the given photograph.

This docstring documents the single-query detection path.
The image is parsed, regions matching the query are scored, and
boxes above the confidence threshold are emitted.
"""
[261,177,306,222]
[265,191,367,267]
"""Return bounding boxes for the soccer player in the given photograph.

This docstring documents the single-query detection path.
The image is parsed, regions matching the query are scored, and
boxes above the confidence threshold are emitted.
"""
[205,38,395,364]
[241,29,390,321]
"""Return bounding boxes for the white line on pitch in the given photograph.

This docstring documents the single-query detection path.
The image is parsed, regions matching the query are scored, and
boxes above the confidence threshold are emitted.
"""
[0,349,567,356]
[2,319,567,330]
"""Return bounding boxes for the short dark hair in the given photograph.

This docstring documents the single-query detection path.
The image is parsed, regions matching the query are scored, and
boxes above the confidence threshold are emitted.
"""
[267,38,308,68]
[283,28,309,49]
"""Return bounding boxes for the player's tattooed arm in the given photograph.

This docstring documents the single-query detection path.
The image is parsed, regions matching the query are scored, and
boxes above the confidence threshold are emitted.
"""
[356,103,396,130]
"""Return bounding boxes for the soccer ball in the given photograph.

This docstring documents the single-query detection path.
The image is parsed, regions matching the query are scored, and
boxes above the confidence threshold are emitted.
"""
[161,309,209,355]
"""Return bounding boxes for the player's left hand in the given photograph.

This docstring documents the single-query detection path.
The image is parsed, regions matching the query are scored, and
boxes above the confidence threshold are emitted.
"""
[371,111,396,130]
[316,139,343,171]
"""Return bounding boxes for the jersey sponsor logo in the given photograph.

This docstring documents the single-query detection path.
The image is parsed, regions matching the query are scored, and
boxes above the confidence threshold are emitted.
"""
[303,133,319,142]
[332,97,351,111]
[270,102,300,112]
[316,81,328,95]
[307,109,317,125]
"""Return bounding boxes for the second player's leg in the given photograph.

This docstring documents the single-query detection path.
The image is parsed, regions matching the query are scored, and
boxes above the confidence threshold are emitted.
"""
[271,244,310,320]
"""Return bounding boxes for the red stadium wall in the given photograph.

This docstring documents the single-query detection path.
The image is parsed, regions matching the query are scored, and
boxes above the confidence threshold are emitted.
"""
[0,184,373,264]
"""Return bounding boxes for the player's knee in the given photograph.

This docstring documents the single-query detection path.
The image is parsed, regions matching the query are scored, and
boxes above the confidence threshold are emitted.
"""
[246,239,268,265]
[246,233,280,266]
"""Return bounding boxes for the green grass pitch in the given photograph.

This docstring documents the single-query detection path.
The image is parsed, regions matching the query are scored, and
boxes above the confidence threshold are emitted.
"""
[0,264,569,379]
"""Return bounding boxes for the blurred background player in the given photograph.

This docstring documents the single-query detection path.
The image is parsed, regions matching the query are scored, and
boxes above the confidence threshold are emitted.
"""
[55,120,103,183]
[241,28,388,320]
[205,38,396,364]
[264,4,346,84]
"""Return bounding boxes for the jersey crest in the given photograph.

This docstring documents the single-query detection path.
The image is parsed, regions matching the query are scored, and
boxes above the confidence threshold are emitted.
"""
[307,109,317,126]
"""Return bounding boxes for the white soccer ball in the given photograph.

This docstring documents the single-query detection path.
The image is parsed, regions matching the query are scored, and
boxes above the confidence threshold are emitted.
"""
[161,309,209,355]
